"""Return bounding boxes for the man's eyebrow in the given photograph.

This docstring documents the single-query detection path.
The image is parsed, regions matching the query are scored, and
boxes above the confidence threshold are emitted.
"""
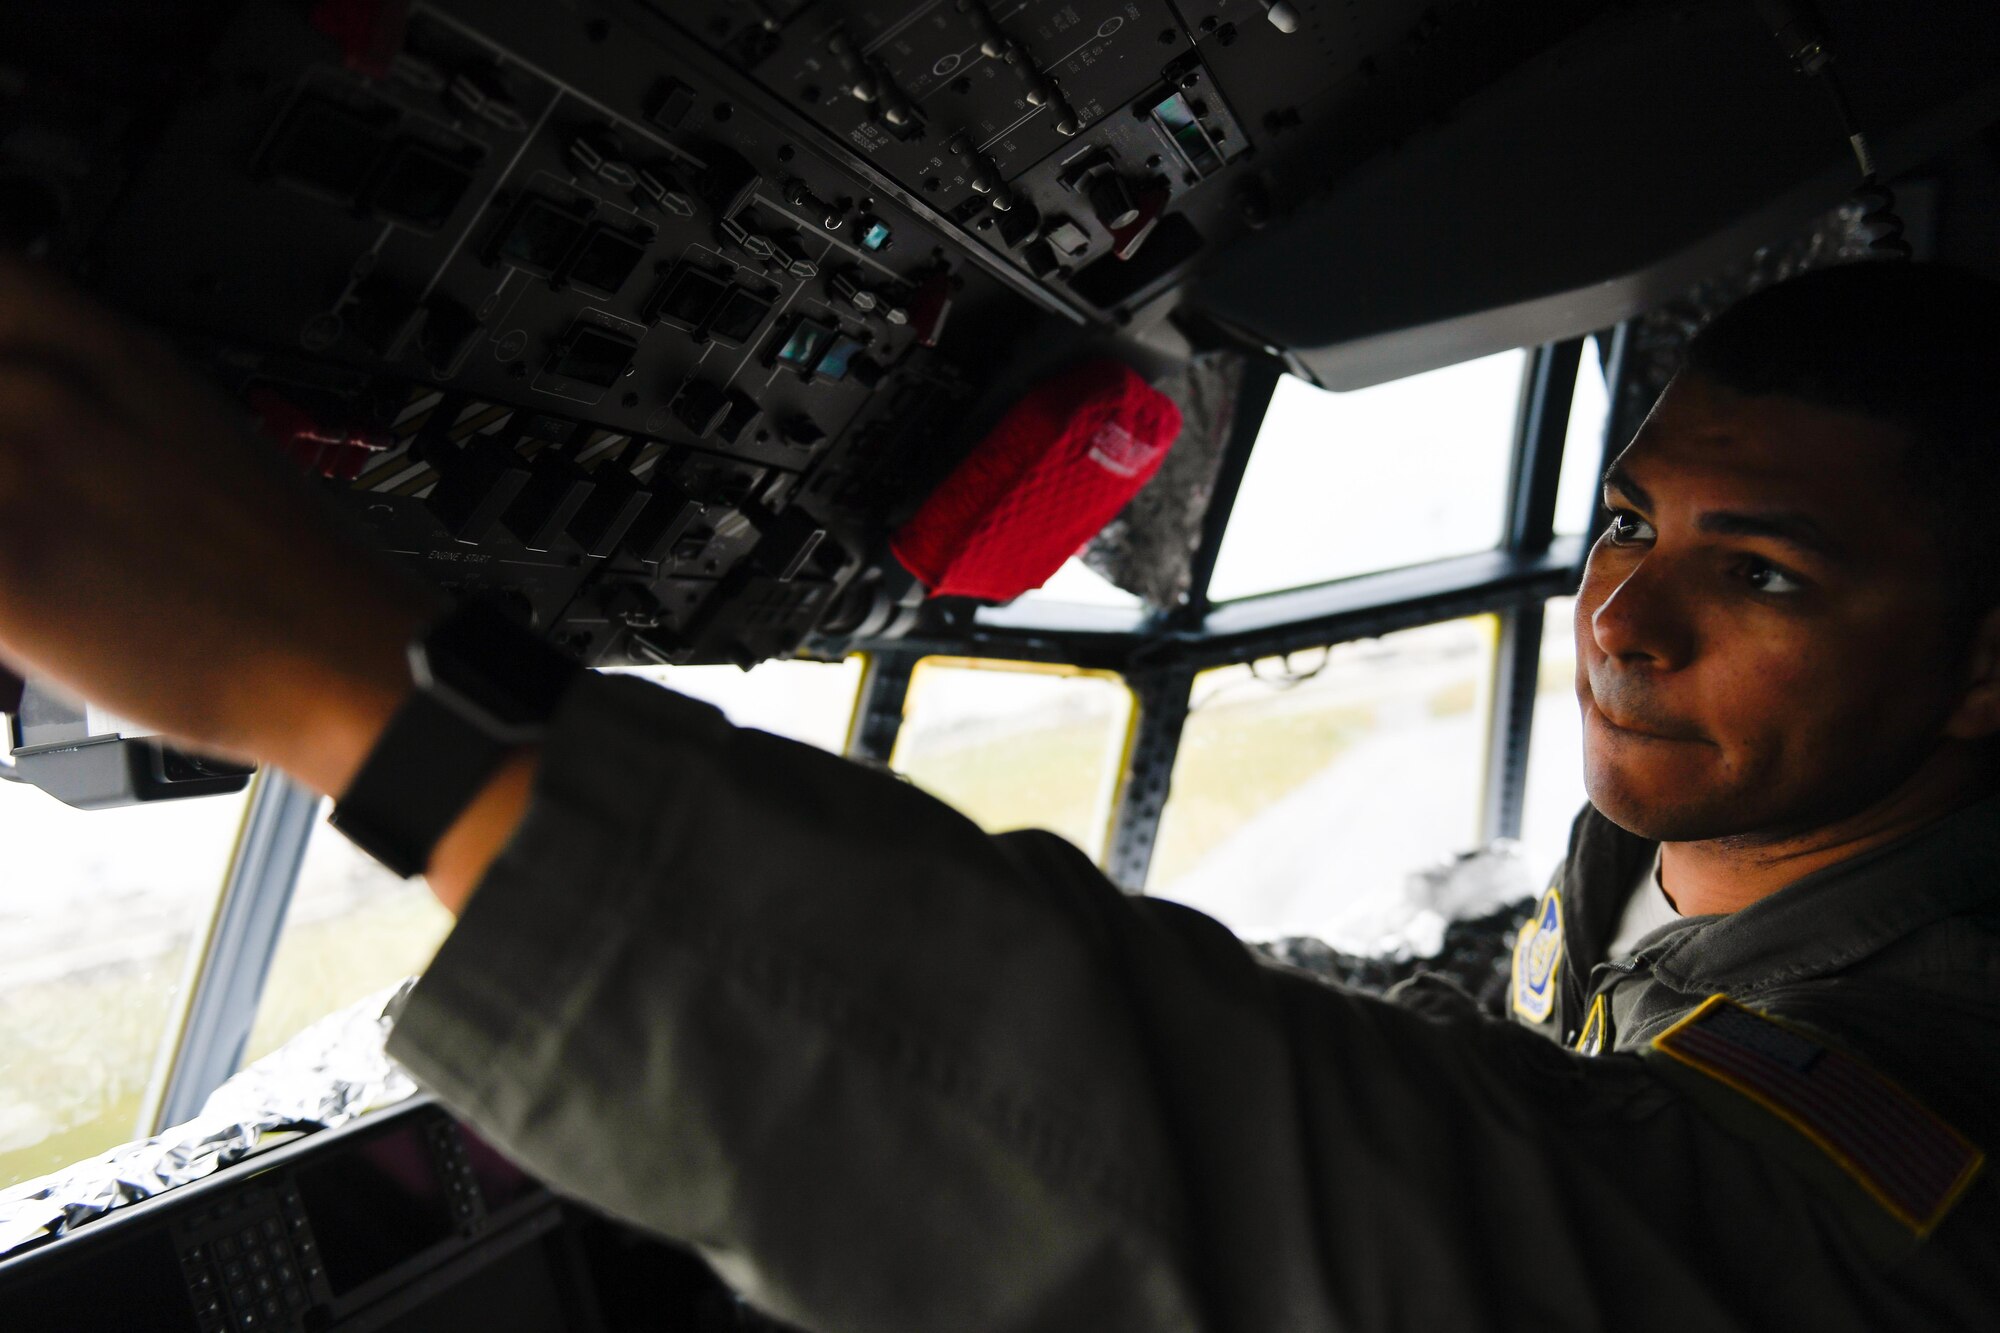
[1602,462,1848,563]
[1600,460,1848,556]
[1695,510,1848,562]
[1601,463,1650,509]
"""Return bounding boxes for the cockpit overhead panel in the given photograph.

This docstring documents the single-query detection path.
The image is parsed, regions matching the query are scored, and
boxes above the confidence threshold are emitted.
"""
[5,0,1997,669]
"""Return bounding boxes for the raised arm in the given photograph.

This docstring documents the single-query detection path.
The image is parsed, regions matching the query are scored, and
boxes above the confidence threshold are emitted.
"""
[386,671,2000,1333]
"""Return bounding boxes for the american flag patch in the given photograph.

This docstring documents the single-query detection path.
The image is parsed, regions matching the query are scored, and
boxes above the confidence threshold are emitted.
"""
[1652,996,1984,1236]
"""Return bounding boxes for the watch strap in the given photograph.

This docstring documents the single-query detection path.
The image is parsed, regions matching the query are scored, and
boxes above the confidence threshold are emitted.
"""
[328,689,514,879]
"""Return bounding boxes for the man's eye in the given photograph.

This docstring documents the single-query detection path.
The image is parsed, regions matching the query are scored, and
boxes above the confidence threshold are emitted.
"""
[1604,510,1655,546]
[1740,557,1806,595]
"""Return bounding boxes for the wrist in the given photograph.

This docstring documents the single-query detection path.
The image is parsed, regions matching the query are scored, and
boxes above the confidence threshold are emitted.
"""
[248,588,434,797]
[425,748,539,912]
[321,595,579,884]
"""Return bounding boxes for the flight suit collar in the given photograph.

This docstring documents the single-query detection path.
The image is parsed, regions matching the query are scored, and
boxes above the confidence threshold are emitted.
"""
[1576,790,2000,995]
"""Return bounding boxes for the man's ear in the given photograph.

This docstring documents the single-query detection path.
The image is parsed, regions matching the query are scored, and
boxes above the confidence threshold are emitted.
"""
[1944,605,2000,740]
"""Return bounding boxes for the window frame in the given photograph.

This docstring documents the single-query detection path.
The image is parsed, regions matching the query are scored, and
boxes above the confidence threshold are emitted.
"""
[147,771,318,1131]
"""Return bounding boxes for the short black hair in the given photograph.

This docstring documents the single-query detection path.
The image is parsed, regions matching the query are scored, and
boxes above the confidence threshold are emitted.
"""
[1681,261,2000,617]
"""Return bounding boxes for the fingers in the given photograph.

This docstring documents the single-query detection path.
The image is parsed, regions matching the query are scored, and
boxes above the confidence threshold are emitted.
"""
[0,351,119,517]
[0,255,146,380]
[0,254,247,448]
[0,254,431,774]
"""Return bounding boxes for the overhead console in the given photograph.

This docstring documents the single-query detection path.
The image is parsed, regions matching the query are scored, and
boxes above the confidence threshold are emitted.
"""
[17,1,1990,668]
[1,0,1315,668]
[720,0,1254,311]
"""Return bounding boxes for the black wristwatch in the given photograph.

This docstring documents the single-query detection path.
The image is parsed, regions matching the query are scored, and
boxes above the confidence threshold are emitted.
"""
[330,598,582,878]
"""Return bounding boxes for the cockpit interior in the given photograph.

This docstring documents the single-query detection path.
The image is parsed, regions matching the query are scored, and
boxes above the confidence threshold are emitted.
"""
[2,1,1998,1328]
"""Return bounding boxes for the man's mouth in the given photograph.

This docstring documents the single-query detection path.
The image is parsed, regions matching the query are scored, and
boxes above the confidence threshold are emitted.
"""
[1591,708,1698,742]
[1583,674,1708,743]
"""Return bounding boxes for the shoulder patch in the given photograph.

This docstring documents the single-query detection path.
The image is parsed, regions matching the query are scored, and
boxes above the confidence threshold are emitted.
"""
[1652,995,1985,1236]
[1510,886,1563,1023]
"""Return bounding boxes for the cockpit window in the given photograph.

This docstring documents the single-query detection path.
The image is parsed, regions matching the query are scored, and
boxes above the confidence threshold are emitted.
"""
[892,659,1135,864]
[238,811,453,1071]
[1554,338,1613,537]
[242,658,867,1069]
[1012,558,1144,610]
[617,658,865,752]
[0,783,250,1189]
[1147,617,1497,943]
[1205,351,1528,602]
[1520,597,1588,885]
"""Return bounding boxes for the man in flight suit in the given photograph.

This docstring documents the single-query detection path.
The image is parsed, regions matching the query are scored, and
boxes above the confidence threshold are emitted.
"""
[0,257,1996,1330]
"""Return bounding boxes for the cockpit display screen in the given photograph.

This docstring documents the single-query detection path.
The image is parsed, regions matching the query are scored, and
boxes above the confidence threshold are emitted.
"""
[293,1124,457,1298]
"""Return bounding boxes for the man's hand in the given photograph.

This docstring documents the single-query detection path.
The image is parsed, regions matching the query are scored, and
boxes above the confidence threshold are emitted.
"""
[0,256,526,909]
[0,256,433,795]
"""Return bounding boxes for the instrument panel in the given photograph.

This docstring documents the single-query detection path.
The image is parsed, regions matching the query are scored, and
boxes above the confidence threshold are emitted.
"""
[0,1098,791,1332]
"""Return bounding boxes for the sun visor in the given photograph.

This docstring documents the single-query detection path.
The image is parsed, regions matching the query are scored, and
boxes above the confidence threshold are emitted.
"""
[890,359,1182,603]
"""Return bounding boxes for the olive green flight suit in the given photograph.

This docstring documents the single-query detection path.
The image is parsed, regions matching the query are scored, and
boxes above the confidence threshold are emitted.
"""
[385,674,2000,1332]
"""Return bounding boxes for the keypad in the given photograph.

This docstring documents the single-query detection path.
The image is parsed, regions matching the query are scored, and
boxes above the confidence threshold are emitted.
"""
[175,1183,322,1333]
[428,1119,483,1231]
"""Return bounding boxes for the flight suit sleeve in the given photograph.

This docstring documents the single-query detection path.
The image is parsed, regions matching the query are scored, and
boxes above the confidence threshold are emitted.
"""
[385,673,1997,1333]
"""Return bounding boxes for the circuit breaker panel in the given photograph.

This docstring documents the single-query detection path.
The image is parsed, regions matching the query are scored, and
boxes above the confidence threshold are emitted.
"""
[0,0,1401,665]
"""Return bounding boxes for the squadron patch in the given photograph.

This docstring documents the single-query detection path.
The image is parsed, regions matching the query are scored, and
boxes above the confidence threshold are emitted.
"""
[1652,996,1985,1236]
[1510,886,1563,1023]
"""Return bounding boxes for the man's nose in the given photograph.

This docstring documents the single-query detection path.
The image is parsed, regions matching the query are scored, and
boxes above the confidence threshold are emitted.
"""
[1582,553,1696,670]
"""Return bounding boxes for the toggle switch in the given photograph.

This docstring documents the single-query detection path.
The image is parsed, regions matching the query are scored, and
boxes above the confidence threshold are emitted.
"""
[426,444,533,543]
[714,390,764,447]
[567,132,636,189]
[1087,173,1140,230]
[829,268,879,314]
[447,69,528,133]
[634,165,697,218]
[769,233,819,280]
[1108,178,1173,260]
[783,180,843,231]
[624,479,704,565]
[503,451,597,552]
[568,470,652,559]
[754,510,829,583]
[996,202,1040,248]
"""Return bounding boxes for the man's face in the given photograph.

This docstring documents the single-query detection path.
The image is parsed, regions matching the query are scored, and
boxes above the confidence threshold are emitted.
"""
[1574,372,1972,843]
